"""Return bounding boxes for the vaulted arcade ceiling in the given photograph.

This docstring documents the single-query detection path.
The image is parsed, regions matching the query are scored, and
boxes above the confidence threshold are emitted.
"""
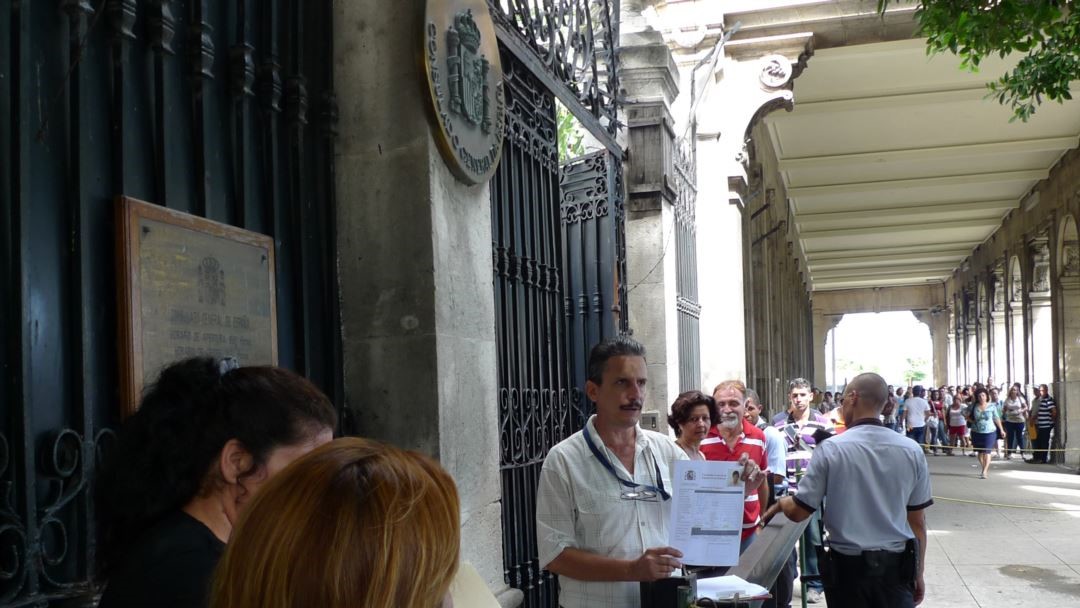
[763,38,1080,291]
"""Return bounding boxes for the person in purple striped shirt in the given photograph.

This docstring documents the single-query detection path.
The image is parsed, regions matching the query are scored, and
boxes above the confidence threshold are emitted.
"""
[772,378,834,604]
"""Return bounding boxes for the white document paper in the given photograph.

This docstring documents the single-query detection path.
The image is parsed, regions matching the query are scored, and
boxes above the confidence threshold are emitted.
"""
[696,575,770,600]
[668,459,744,567]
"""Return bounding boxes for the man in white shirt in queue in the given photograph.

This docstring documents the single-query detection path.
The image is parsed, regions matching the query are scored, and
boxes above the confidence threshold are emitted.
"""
[535,337,764,608]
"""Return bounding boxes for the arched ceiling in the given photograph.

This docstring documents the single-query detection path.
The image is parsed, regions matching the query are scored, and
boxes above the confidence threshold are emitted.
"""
[764,38,1080,291]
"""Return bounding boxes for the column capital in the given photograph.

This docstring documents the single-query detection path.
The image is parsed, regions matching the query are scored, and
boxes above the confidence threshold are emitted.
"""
[619,41,681,106]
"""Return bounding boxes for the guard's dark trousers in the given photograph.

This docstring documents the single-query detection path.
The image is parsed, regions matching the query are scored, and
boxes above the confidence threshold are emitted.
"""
[820,549,915,608]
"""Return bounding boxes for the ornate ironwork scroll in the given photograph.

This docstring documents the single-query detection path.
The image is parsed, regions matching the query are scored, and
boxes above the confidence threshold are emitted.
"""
[487,0,620,151]
[674,135,701,391]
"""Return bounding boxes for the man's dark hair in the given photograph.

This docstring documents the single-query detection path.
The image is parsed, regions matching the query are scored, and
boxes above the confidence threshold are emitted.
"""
[912,385,926,398]
[788,377,811,391]
[587,336,646,385]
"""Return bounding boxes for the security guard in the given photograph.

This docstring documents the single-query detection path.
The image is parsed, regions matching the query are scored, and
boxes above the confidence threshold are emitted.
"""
[763,372,932,608]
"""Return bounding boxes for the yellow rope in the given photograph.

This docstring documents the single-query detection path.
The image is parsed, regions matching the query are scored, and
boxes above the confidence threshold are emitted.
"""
[932,495,1080,512]
[918,443,1080,452]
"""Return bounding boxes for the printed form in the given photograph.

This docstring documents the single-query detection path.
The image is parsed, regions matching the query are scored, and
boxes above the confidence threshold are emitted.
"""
[668,459,744,567]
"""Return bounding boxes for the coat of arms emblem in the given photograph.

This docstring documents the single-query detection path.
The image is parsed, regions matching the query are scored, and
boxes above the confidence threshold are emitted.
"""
[447,10,491,134]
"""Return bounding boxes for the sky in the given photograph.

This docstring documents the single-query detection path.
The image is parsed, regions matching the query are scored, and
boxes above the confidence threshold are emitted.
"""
[824,311,934,391]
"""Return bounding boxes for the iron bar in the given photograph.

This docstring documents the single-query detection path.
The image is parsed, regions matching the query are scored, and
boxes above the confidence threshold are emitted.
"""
[149,0,175,207]
[230,0,254,227]
[63,0,99,595]
[285,0,310,375]
[3,1,31,603]
[108,0,135,197]
[189,0,214,216]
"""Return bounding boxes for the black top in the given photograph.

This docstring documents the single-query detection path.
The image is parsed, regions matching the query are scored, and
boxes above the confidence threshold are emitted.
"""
[98,510,225,608]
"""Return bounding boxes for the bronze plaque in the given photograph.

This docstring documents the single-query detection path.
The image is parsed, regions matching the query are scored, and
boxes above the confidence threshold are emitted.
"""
[116,197,278,417]
[423,0,506,185]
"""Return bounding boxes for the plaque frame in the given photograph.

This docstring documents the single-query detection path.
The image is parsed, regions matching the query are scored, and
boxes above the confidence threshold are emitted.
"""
[116,196,279,418]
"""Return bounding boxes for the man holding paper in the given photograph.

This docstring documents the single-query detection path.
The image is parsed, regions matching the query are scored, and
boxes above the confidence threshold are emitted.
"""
[763,373,932,608]
[700,380,770,553]
[535,337,762,608]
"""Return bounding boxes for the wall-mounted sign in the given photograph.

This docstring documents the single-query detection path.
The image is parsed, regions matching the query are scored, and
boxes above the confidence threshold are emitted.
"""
[116,197,278,417]
[423,0,506,185]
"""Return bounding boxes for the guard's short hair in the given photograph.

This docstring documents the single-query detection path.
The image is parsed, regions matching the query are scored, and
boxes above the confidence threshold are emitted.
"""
[744,388,761,406]
[848,373,889,412]
[586,336,646,385]
[788,377,811,392]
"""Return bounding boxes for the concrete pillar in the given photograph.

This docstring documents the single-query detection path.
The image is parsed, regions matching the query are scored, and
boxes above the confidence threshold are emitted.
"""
[919,311,950,387]
[1031,296,1054,383]
[965,326,977,385]
[1009,298,1025,384]
[621,28,681,429]
[812,308,827,389]
[992,314,1007,384]
[947,331,957,385]
[1060,275,1080,466]
[811,310,842,390]
[990,271,1007,383]
[333,2,512,602]
[1030,240,1054,387]
[696,133,746,387]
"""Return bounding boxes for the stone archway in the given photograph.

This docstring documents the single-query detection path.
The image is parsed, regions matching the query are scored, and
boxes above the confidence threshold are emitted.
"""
[1057,215,1080,465]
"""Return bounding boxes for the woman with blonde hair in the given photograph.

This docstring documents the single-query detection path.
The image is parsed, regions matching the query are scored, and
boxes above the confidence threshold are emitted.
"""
[210,437,461,608]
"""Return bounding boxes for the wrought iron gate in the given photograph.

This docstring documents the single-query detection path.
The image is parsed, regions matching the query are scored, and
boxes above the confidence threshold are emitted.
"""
[561,150,630,397]
[0,1,340,605]
[673,137,701,391]
[488,1,624,606]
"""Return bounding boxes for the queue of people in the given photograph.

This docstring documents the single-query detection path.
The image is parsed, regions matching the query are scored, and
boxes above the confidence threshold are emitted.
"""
[864,380,1061,477]
[98,340,937,608]
[538,338,931,608]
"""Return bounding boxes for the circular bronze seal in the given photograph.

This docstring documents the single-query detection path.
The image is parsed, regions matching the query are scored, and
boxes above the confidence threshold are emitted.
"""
[422,0,506,186]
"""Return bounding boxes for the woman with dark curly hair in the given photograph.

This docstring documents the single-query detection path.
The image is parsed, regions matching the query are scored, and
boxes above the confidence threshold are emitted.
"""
[666,390,717,460]
[96,357,338,608]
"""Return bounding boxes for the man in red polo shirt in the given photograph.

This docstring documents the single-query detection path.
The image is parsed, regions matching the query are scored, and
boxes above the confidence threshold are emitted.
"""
[700,379,770,553]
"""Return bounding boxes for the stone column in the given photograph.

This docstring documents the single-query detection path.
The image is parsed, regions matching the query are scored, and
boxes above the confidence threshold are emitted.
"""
[947,330,957,385]
[621,27,681,430]
[334,3,515,604]
[1060,252,1080,467]
[1030,240,1053,386]
[810,310,841,389]
[696,133,746,387]
[991,271,1008,382]
[1009,293,1025,384]
[916,310,950,387]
